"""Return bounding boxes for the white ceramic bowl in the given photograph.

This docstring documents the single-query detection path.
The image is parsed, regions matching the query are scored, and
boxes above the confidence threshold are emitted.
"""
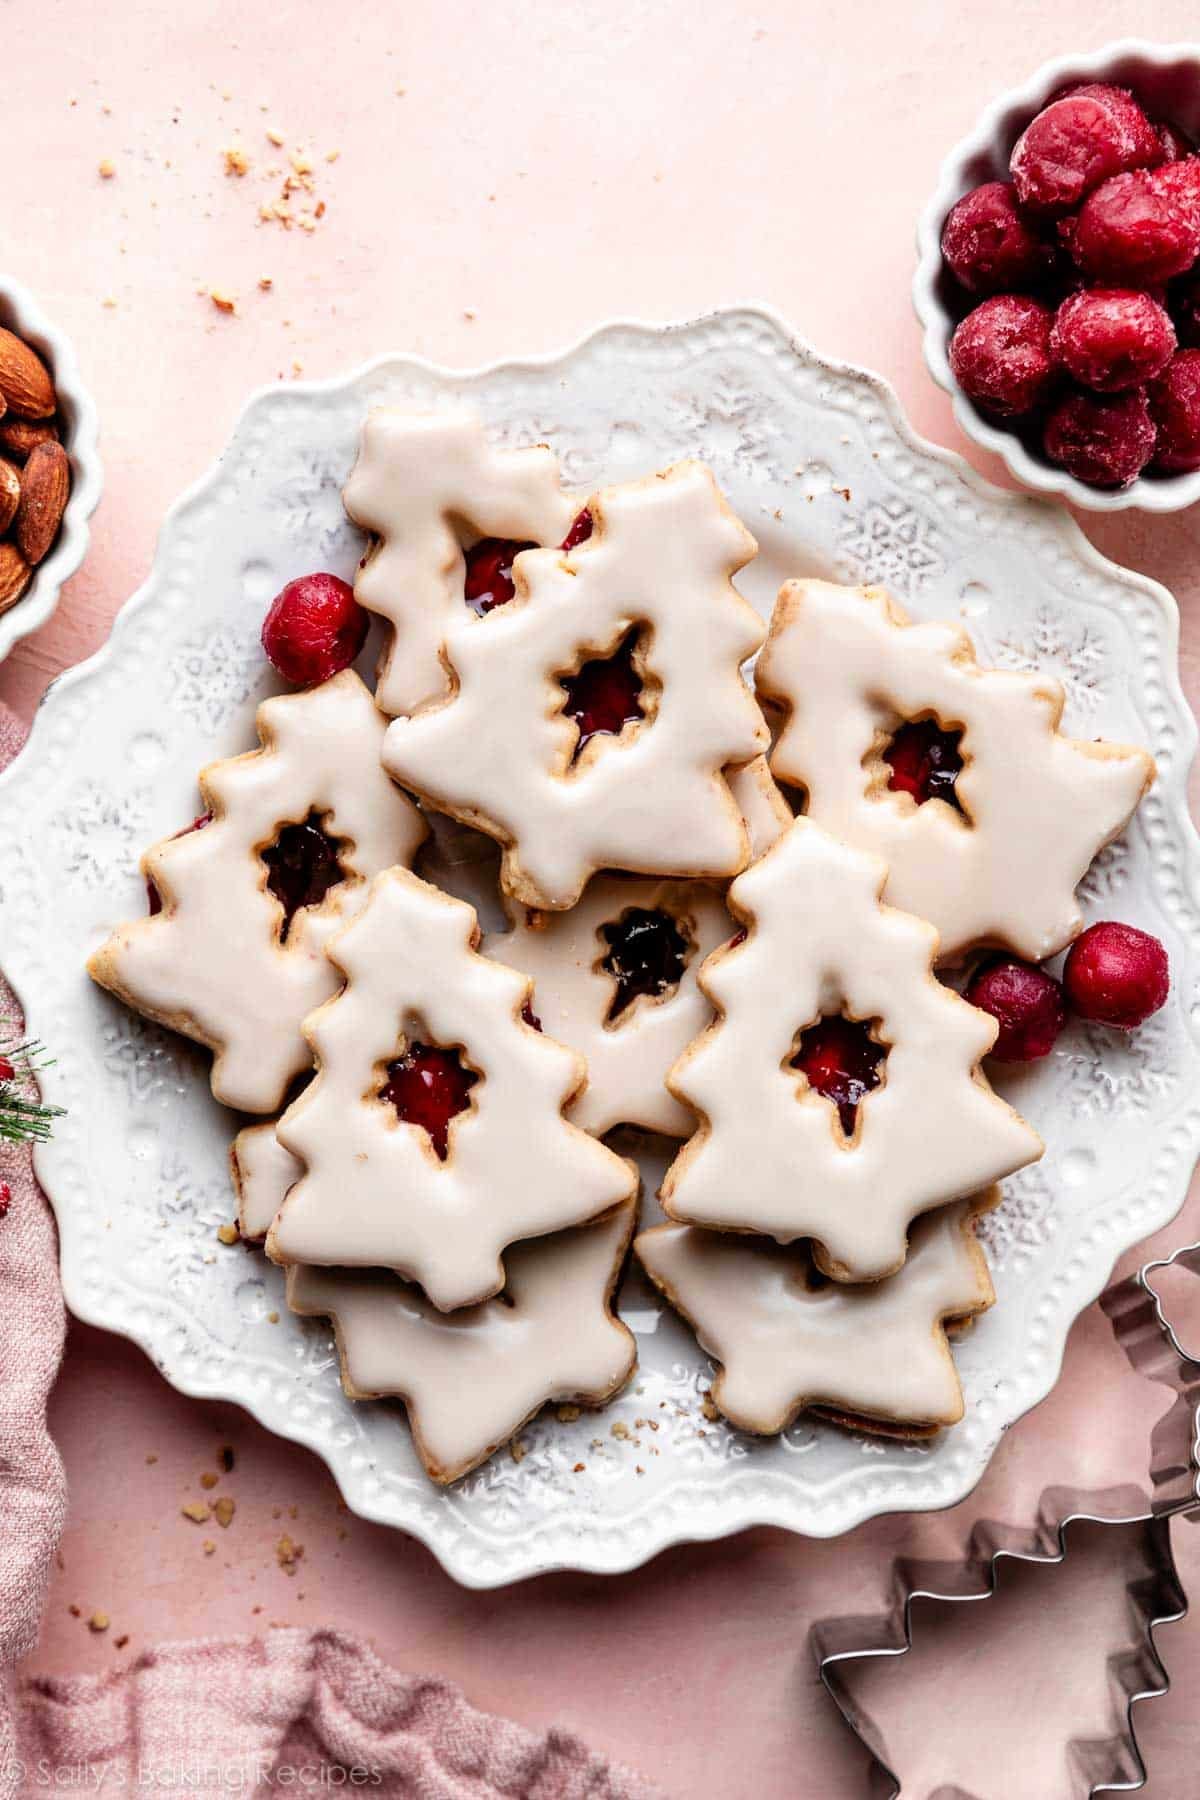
[0,276,102,660]
[914,40,1200,513]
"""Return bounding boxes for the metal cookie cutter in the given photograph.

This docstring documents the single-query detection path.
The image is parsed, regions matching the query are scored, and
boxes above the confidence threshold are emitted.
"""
[811,1244,1200,1798]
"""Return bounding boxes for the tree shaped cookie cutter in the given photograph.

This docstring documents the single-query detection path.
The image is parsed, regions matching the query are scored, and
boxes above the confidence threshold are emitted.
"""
[811,1242,1200,1797]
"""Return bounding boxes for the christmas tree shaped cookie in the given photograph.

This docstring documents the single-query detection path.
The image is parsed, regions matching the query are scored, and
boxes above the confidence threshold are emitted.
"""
[636,1197,994,1437]
[88,671,427,1115]
[343,411,578,716]
[288,1200,638,1484]
[266,867,639,1311]
[756,579,1155,963]
[381,460,770,910]
[231,1120,302,1240]
[660,818,1042,1282]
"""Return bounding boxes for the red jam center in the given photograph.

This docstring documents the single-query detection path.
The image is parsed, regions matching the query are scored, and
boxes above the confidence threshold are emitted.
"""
[600,907,690,1021]
[261,814,345,943]
[791,1015,887,1138]
[884,720,965,810]
[462,537,537,616]
[560,508,594,551]
[146,812,213,915]
[561,630,644,757]
[380,1041,478,1160]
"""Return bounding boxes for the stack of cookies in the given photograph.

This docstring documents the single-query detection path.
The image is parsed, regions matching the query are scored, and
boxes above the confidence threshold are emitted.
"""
[87,412,1154,1483]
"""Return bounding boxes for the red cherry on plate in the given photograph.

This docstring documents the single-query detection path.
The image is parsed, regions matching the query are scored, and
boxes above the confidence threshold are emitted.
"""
[1062,921,1169,1029]
[965,958,1066,1062]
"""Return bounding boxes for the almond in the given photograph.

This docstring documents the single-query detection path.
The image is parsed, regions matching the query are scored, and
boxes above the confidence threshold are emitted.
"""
[15,440,69,565]
[0,542,31,613]
[0,460,20,535]
[0,417,58,462]
[0,328,55,420]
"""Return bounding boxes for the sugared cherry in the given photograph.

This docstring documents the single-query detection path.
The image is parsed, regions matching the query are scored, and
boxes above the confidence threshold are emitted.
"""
[600,907,690,1021]
[147,812,213,915]
[1149,348,1200,471]
[883,720,964,810]
[1064,166,1200,285]
[261,813,344,942]
[949,295,1057,415]
[262,573,369,687]
[462,537,536,615]
[791,1015,887,1138]
[560,630,644,756]
[965,958,1066,1061]
[940,182,1057,295]
[1011,86,1161,217]
[0,1181,10,1219]
[380,1041,478,1159]
[1050,287,1176,391]
[1062,921,1169,1029]
[1043,385,1157,487]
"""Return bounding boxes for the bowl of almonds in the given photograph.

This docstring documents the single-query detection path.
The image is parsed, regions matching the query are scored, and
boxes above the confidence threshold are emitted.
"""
[0,275,101,659]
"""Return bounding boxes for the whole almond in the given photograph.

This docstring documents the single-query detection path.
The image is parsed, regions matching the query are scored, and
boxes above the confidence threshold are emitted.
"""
[0,460,20,535]
[0,542,31,613]
[15,440,70,565]
[0,329,55,420]
[0,417,58,462]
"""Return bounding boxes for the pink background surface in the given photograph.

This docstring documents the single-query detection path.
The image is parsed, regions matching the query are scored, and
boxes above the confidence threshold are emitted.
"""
[4,2,1200,1792]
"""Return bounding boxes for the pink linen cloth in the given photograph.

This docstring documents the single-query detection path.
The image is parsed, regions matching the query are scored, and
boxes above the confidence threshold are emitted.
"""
[0,702,658,1800]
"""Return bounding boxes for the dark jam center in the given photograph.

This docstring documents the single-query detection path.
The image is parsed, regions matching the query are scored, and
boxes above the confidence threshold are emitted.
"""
[560,507,593,551]
[561,630,644,758]
[380,1042,478,1160]
[261,814,345,943]
[462,537,536,615]
[791,1015,886,1139]
[883,720,964,811]
[600,907,689,1022]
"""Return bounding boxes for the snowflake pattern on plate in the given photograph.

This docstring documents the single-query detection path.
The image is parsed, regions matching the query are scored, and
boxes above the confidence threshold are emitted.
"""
[666,376,775,480]
[975,1165,1058,1274]
[835,493,944,593]
[991,602,1109,724]
[166,622,270,733]
[50,781,152,887]
[1060,1012,1178,1121]
[1077,836,1134,906]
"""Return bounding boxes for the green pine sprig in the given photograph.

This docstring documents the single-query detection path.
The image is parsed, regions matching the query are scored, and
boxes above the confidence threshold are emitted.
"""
[0,1037,65,1146]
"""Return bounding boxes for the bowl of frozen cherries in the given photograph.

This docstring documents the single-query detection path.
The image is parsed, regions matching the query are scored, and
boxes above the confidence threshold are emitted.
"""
[915,43,1200,508]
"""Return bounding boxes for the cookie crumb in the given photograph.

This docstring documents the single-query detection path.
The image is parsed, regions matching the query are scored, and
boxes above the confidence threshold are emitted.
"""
[266,127,286,147]
[556,1404,581,1423]
[267,1310,280,1324]
[223,145,251,177]
[114,1634,129,1650]
[214,1496,236,1529]
[145,1453,158,1465]
[88,1611,110,1633]
[573,1462,585,1473]
[68,1604,81,1618]
[181,1501,211,1524]
[98,159,115,179]
[325,149,340,163]
[200,1472,219,1490]
[216,1220,240,1243]
[275,1534,303,1575]
[258,276,273,291]
[610,1420,630,1441]
[510,1439,527,1464]
[202,1540,216,1557]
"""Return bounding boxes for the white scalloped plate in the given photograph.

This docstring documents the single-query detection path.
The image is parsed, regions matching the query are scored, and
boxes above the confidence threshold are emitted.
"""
[3,307,1199,1587]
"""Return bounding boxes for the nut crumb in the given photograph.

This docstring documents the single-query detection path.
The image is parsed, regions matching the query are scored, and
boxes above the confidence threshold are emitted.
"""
[267,1310,280,1324]
[216,1220,240,1242]
[88,1611,110,1633]
[275,1533,303,1574]
[610,1421,630,1441]
[202,1540,216,1557]
[98,159,115,179]
[556,1404,581,1423]
[214,1496,236,1529]
[573,1462,585,1473]
[68,1604,81,1618]
[114,1634,129,1650]
[258,276,273,291]
[325,149,340,163]
[266,127,286,147]
[182,1501,210,1524]
[510,1439,527,1464]
[200,1472,219,1490]
[223,145,251,177]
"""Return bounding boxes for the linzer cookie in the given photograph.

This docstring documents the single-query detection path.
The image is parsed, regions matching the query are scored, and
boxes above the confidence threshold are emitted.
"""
[288,1200,638,1484]
[636,1197,995,1438]
[381,460,770,910]
[343,411,578,716]
[659,818,1042,1282]
[756,579,1154,963]
[87,671,427,1114]
[266,867,639,1311]
[231,1120,302,1240]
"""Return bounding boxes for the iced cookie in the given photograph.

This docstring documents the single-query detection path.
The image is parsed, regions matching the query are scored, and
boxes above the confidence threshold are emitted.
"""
[660,818,1042,1282]
[636,1197,994,1438]
[288,1200,637,1484]
[382,460,770,910]
[343,411,578,716]
[87,672,427,1115]
[266,866,639,1311]
[231,1120,303,1240]
[756,579,1155,963]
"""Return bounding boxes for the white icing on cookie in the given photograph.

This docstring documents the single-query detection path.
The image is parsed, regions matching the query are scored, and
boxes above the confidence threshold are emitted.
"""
[87,671,427,1115]
[660,818,1043,1281]
[636,1198,994,1435]
[487,878,732,1138]
[231,1120,303,1240]
[266,867,639,1311]
[725,755,793,862]
[287,1200,637,1485]
[382,461,770,910]
[343,411,578,717]
[757,580,1155,963]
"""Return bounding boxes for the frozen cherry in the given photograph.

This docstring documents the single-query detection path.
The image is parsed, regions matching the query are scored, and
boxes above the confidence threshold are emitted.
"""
[462,537,536,615]
[1062,921,1169,1029]
[262,573,369,687]
[1157,154,1200,229]
[380,1041,478,1159]
[791,1016,887,1139]
[1149,348,1200,470]
[600,907,690,1021]
[1043,385,1157,487]
[1050,287,1176,391]
[561,508,594,551]
[949,295,1057,416]
[261,813,344,942]
[1065,167,1200,285]
[965,958,1065,1062]
[940,182,1057,295]
[1168,270,1200,347]
[1158,121,1196,163]
[560,629,644,755]
[883,720,964,810]
[147,812,212,915]
[1011,87,1161,217]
